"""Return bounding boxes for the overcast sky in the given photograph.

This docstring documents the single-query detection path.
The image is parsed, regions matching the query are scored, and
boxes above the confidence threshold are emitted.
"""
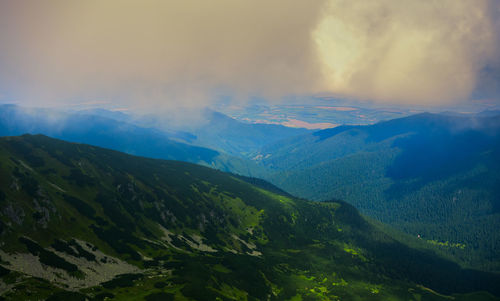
[0,0,499,110]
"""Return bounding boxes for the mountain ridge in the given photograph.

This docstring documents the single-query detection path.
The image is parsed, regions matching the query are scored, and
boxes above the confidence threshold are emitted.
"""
[0,134,498,300]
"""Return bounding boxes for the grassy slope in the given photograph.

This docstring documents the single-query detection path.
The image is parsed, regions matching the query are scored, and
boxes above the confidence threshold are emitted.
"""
[0,135,498,300]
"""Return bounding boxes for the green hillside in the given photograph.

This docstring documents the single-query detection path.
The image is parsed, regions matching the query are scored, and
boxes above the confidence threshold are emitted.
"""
[0,135,498,300]
[256,113,500,272]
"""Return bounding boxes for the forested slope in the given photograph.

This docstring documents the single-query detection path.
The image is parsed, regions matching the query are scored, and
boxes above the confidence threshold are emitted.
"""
[256,113,500,271]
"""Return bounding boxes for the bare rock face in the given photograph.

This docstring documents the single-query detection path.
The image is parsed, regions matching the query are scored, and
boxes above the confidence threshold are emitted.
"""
[0,239,141,290]
[9,177,19,191]
[31,188,58,229]
[32,199,51,229]
[2,203,25,226]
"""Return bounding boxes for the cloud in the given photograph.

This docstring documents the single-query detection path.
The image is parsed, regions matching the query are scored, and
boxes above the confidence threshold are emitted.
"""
[0,0,498,108]
[314,0,500,105]
[0,0,324,109]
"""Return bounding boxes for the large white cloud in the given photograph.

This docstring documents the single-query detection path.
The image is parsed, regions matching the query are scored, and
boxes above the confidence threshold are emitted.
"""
[314,0,500,104]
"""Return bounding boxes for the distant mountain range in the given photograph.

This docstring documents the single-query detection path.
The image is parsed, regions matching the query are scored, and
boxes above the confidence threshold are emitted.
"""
[0,135,498,300]
[0,104,266,177]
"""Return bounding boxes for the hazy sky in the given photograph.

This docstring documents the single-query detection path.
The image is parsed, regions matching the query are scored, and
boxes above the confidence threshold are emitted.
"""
[0,0,499,109]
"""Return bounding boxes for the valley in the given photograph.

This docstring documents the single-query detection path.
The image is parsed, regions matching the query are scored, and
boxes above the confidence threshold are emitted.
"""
[2,104,500,277]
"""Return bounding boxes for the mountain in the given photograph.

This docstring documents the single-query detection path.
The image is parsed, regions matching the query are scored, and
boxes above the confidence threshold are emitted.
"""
[255,112,500,272]
[192,110,311,157]
[0,104,266,178]
[139,109,311,158]
[70,108,132,123]
[0,135,498,300]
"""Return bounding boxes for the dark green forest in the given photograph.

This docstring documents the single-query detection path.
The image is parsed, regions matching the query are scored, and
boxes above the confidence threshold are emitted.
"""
[255,113,500,272]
